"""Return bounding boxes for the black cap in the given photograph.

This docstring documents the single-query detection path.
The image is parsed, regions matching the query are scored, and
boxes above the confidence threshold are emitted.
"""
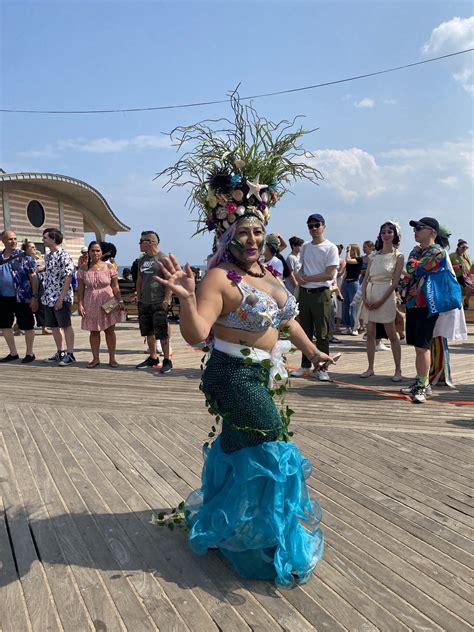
[307,213,325,225]
[409,217,439,233]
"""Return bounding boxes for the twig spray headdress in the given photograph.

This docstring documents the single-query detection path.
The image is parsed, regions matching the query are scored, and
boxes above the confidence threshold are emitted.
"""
[156,89,323,237]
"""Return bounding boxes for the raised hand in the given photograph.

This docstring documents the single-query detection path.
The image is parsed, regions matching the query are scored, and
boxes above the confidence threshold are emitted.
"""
[153,254,196,300]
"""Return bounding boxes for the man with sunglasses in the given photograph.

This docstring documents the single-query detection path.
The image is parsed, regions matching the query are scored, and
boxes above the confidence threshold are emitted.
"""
[135,231,173,372]
[292,214,339,380]
[400,216,445,403]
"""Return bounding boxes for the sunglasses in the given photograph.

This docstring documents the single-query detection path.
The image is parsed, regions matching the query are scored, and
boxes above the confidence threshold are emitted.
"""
[414,224,430,231]
[307,222,323,229]
[139,238,153,243]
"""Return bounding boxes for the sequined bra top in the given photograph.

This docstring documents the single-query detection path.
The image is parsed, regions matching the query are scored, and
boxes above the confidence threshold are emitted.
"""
[215,270,298,332]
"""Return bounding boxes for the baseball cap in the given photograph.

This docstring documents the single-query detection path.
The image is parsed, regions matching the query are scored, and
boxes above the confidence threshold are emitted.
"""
[409,217,439,233]
[80,246,88,253]
[307,213,325,225]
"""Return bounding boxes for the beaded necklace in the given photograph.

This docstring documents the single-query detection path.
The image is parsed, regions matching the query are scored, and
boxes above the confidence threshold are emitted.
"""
[227,252,266,278]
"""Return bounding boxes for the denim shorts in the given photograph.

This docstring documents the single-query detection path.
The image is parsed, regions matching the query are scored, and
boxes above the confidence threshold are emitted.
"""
[43,303,72,328]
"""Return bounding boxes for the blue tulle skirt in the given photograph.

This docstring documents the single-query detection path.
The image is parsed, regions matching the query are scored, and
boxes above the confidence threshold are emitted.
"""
[185,437,324,588]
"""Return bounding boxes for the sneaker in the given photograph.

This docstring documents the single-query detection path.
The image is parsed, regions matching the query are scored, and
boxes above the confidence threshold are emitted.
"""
[329,336,342,344]
[0,353,20,363]
[160,358,173,374]
[375,342,390,351]
[291,367,308,377]
[316,369,330,381]
[58,352,76,366]
[136,356,159,369]
[350,329,359,336]
[44,350,66,363]
[411,385,427,404]
[21,354,36,364]
[400,382,432,396]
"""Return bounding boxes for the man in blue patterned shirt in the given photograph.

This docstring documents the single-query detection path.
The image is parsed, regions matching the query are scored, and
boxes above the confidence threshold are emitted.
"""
[0,229,39,363]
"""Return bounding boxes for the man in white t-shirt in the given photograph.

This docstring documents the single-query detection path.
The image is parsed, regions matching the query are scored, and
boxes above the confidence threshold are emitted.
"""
[284,236,304,294]
[292,213,339,380]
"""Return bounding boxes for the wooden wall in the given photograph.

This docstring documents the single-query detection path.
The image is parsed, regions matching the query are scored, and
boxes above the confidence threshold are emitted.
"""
[1,187,85,261]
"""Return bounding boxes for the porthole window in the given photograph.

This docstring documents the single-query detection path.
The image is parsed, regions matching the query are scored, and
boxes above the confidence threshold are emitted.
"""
[27,200,45,228]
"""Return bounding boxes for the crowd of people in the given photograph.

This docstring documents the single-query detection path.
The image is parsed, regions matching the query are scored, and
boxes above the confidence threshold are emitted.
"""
[0,227,176,373]
[0,221,473,390]
[0,218,470,397]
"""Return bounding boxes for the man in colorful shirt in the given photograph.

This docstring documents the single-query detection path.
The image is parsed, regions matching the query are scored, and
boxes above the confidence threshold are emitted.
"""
[41,228,76,366]
[400,216,445,403]
[0,229,39,363]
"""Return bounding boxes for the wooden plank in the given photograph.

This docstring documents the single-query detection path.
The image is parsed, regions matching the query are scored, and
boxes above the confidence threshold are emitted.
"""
[316,559,412,632]
[311,448,472,575]
[400,432,474,462]
[369,431,473,477]
[316,488,472,622]
[34,405,194,632]
[312,470,471,600]
[0,321,473,631]
[299,425,473,543]
[68,408,293,632]
[315,426,472,506]
[0,419,65,632]
[325,543,444,631]
[0,495,32,632]
[363,431,473,493]
[6,404,156,632]
[2,406,127,632]
[43,406,261,632]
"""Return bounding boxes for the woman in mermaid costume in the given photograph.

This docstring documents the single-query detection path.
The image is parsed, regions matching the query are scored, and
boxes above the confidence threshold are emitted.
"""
[154,94,333,587]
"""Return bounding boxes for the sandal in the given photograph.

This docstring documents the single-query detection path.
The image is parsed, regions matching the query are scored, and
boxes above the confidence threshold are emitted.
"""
[391,374,403,382]
[108,361,119,368]
[359,370,375,378]
[87,360,100,369]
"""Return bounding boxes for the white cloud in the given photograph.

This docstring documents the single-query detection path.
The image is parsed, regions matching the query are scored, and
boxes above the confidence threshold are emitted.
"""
[19,145,57,158]
[421,16,474,94]
[354,97,375,109]
[305,138,472,202]
[18,134,173,158]
[311,148,386,201]
[381,140,473,180]
[439,175,459,188]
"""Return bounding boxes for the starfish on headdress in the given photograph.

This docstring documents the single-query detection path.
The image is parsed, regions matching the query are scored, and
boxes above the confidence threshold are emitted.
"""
[246,175,268,202]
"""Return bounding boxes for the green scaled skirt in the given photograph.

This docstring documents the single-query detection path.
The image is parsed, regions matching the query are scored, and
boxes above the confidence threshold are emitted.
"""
[185,349,324,588]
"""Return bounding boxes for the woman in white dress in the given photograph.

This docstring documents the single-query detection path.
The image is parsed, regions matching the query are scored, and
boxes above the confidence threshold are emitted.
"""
[360,222,405,380]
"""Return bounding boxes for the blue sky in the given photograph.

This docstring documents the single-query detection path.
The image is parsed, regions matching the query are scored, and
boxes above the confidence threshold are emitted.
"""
[2,1,473,266]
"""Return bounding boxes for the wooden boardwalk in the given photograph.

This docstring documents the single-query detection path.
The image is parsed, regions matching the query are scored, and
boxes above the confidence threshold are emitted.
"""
[1,318,473,631]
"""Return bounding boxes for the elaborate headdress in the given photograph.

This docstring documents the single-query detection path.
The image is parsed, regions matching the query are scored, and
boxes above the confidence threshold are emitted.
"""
[156,89,323,236]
